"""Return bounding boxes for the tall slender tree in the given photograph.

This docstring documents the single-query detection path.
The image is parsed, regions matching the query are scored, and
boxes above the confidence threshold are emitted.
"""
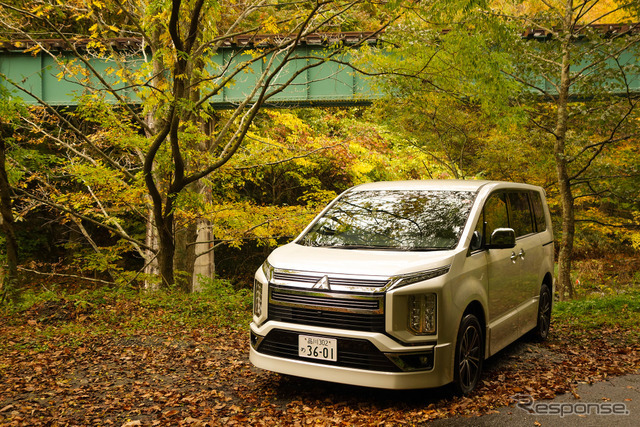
[496,1,640,298]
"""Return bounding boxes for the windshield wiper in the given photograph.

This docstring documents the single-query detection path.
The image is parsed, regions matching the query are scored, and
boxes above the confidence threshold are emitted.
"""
[406,247,446,251]
[302,242,448,251]
[325,244,393,250]
[336,245,448,251]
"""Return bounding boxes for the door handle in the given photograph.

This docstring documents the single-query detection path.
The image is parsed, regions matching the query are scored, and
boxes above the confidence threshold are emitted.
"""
[510,252,517,263]
[518,249,526,260]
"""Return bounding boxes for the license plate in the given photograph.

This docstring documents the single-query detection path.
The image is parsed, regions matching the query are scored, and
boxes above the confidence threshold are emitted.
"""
[298,335,337,361]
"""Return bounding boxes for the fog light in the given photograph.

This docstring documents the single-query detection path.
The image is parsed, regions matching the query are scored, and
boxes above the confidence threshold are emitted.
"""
[253,279,263,317]
[408,294,437,335]
[387,351,435,371]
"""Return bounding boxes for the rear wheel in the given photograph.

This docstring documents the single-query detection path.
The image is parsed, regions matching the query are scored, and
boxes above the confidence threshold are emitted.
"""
[453,313,483,395]
[531,284,551,341]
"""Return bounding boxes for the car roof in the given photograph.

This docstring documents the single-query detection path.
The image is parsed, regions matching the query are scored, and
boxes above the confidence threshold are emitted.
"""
[347,179,543,194]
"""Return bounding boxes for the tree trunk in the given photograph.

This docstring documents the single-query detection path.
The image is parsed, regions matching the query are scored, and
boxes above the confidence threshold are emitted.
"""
[156,213,176,288]
[192,217,215,292]
[0,131,19,303]
[554,0,576,300]
[143,207,160,290]
[190,118,217,292]
[174,218,197,292]
[556,173,575,300]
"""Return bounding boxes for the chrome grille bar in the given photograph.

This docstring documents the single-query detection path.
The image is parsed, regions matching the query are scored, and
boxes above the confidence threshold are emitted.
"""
[269,286,383,314]
[273,272,320,283]
[272,290,380,311]
[273,270,390,289]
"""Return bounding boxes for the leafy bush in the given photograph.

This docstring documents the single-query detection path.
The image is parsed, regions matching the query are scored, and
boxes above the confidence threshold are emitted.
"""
[553,290,640,331]
[2,279,252,333]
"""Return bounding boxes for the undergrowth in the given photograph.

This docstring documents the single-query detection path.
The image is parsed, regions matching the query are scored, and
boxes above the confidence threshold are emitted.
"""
[1,278,252,334]
[553,289,640,331]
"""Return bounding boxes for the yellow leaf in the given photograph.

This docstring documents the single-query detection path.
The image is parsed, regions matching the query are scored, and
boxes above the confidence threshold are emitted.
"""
[262,15,278,34]
[24,45,42,56]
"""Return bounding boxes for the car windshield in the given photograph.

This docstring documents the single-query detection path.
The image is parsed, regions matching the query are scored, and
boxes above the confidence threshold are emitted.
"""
[299,190,477,250]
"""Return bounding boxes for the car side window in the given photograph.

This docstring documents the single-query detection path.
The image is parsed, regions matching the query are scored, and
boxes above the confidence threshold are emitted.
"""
[483,192,509,244]
[530,191,547,232]
[507,192,534,237]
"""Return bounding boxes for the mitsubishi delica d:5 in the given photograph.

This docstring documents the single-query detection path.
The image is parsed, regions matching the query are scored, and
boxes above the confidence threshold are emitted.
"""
[250,180,554,394]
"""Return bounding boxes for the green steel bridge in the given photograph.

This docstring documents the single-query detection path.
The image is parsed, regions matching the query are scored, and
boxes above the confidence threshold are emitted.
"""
[1,25,640,108]
[0,33,379,109]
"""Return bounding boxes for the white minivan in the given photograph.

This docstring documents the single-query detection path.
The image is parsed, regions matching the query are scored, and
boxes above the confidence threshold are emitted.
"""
[250,180,554,394]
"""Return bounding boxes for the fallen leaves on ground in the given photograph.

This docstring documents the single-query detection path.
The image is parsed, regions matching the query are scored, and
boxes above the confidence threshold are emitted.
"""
[0,305,638,426]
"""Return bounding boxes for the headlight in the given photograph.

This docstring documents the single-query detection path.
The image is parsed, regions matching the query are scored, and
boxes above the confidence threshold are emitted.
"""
[408,294,437,335]
[261,260,274,282]
[253,279,263,317]
[254,260,272,319]
[388,266,450,290]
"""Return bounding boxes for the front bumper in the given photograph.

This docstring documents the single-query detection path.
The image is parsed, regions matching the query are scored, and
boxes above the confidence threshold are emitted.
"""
[250,321,454,390]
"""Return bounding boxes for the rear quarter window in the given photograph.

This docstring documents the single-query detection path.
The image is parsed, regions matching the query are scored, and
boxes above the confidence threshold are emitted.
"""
[530,191,547,232]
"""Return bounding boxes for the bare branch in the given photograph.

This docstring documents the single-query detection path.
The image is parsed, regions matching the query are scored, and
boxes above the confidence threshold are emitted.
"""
[17,266,116,286]
[574,218,636,229]
[575,2,636,29]
[14,188,152,252]
[232,142,345,170]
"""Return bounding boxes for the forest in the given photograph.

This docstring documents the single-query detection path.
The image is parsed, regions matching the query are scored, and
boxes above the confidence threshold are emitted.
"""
[0,0,639,424]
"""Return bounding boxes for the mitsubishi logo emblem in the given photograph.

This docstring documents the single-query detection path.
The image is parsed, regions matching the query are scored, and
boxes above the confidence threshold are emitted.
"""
[312,275,331,290]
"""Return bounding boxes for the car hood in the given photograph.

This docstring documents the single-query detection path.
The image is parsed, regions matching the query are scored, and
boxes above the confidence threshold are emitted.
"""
[266,242,456,278]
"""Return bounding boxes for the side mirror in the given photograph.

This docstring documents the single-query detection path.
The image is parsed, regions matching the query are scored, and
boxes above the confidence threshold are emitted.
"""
[487,228,516,249]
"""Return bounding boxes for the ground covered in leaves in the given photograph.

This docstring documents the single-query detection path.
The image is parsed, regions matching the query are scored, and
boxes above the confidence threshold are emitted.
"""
[1,291,639,426]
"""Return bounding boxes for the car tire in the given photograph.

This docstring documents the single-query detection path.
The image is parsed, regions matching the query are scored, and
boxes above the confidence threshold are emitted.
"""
[531,284,552,342]
[453,313,484,396]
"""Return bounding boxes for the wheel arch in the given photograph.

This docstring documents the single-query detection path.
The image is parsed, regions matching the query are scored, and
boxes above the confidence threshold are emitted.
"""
[460,300,487,358]
[464,300,486,337]
[542,271,554,309]
[542,271,553,289]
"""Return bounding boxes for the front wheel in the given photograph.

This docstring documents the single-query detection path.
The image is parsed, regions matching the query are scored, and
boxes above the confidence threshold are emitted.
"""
[531,284,551,341]
[453,313,484,395]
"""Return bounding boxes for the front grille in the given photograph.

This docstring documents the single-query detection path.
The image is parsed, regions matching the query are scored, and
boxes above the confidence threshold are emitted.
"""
[273,271,389,288]
[256,329,401,372]
[268,305,385,332]
[271,290,381,312]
